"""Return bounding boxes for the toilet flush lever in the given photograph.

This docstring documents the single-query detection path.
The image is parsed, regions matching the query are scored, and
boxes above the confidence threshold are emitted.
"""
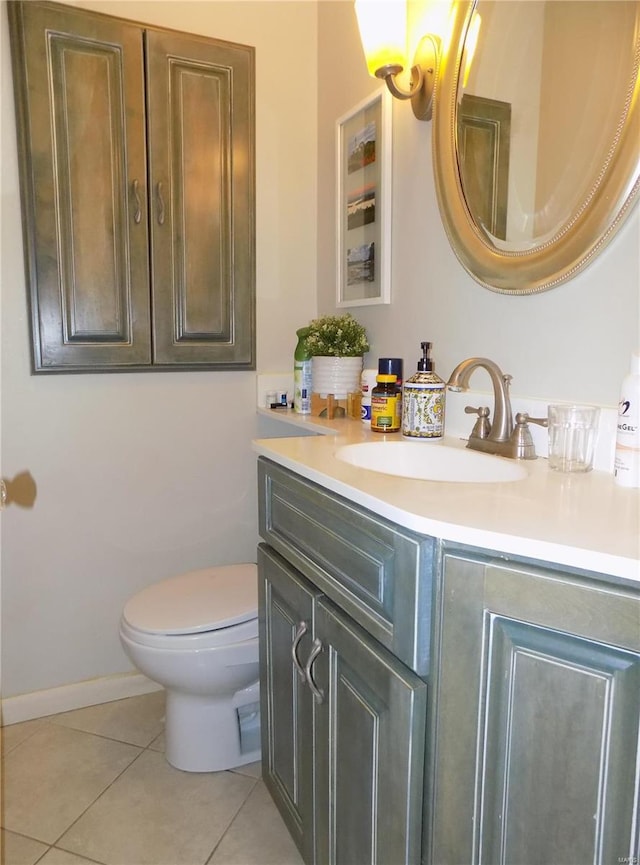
[291,621,308,682]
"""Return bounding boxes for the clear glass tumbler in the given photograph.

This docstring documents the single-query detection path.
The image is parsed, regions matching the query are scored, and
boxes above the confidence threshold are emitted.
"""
[547,404,600,472]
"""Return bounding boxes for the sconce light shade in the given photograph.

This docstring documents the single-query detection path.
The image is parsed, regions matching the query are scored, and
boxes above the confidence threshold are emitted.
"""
[354,0,406,77]
[354,0,440,121]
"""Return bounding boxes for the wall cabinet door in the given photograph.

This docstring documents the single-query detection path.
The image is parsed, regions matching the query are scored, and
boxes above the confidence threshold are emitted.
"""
[8,1,254,372]
[259,544,428,865]
[145,29,254,368]
[429,551,640,865]
[9,1,151,370]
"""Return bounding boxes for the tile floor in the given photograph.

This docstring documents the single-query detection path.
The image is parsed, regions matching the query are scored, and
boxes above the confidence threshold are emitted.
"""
[1,692,304,865]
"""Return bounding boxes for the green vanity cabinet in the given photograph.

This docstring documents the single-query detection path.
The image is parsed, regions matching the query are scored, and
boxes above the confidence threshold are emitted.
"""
[428,548,640,865]
[257,458,433,865]
[8,1,254,372]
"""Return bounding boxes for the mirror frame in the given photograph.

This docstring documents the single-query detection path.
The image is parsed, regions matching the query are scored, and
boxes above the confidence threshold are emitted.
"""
[433,0,640,294]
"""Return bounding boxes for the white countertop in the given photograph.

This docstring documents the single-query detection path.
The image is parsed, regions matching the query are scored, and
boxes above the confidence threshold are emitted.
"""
[253,409,640,585]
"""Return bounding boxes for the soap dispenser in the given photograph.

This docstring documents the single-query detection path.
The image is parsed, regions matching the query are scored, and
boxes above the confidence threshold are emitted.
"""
[402,342,446,439]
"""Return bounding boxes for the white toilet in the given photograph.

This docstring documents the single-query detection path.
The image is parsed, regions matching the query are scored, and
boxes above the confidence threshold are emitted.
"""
[119,563,260,773]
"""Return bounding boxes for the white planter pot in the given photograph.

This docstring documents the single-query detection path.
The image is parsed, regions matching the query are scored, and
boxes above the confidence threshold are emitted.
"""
[312,356,363,399]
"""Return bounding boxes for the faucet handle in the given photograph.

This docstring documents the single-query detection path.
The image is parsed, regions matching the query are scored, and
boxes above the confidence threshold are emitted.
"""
[465,405,491,440]
[510,412,549,460]
[516,411,548,429]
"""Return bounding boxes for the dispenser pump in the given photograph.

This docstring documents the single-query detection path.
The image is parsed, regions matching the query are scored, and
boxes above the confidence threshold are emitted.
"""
[417,341,433,372]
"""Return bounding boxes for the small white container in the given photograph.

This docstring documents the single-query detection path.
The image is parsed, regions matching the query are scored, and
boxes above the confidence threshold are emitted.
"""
[361,368,377,422]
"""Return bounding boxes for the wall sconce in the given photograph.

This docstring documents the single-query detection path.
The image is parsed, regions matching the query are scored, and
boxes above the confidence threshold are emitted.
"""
[354,0,441,121]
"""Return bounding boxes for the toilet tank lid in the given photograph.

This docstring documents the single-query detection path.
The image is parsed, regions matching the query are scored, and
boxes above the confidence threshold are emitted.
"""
[122,563,258,635]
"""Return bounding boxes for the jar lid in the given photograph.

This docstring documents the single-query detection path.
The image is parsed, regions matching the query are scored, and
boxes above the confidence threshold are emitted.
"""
[378,358,403,377]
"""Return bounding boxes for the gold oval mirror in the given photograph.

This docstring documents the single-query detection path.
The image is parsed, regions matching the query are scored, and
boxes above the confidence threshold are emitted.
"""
[433,0,640,294]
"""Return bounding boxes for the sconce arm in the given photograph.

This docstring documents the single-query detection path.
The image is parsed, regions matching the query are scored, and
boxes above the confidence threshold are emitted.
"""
[375,34,440,121]
[375,64,424,101]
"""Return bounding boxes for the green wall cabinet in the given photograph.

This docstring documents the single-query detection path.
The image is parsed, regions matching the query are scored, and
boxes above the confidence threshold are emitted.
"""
[9,0,255,372]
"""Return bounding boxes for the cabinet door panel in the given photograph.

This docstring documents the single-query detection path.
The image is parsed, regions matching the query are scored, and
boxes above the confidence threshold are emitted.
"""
[314,598,427,865]
[258,544,319,864]
[482,614,639,864]
[430,553,640,865]
[9,2,151,371]
[146,30,255,369]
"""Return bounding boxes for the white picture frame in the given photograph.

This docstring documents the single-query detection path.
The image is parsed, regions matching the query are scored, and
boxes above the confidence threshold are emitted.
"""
[336,88,392,307]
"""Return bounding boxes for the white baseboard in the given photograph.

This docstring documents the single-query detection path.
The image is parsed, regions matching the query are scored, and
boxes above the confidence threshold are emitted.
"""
[1,673,163,726]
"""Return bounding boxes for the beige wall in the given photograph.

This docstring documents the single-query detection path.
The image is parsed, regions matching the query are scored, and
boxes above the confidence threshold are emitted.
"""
[0,0,318,698]
[317,0,639,405]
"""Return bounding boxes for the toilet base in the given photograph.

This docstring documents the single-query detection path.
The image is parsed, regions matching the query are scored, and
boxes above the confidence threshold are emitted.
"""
[164,682,261,773]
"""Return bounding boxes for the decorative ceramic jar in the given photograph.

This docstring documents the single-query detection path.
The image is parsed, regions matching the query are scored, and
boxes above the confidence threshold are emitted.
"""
[311,356,363,399]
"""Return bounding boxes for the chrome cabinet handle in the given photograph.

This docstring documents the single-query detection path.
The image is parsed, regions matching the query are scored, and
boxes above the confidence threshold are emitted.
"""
[131,179,142,224]
[156,182,165,225]
[291,621,308,682]
[304,638,324,704]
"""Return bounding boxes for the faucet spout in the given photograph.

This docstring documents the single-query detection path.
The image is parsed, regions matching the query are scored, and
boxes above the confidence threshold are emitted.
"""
[446,357,513,444]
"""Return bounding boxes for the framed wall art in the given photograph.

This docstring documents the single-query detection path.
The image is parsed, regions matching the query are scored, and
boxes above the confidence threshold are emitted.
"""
[336,88,392,307]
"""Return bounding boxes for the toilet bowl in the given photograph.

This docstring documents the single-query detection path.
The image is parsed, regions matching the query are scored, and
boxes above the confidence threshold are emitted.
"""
[119,563,260,773]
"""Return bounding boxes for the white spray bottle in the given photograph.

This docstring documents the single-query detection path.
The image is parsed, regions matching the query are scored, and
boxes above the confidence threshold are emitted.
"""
[614,351,640,488]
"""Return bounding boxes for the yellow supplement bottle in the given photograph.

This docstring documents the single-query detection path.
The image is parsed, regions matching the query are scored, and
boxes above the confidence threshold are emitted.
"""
[371,374,401,433]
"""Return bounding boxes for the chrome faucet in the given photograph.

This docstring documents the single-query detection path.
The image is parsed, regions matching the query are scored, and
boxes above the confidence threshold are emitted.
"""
[447,357,547,459]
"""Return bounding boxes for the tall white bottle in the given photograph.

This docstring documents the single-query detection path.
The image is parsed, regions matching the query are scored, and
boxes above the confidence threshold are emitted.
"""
[614,351,640,488]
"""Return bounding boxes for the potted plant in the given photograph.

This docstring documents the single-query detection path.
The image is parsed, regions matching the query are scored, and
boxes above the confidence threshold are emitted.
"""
[304,313,370,398]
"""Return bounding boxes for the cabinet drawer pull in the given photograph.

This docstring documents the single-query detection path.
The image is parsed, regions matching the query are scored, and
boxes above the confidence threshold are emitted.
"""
[156,181,165,225]
[304,638,324,704]
[291,621,308,682]
[131,179,142,224]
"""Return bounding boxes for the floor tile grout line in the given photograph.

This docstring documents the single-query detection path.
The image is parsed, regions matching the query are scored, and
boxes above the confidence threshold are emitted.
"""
[204,776,261,865]
[31,841,108,865]
[0,716,53,759]
[47,745,148,853]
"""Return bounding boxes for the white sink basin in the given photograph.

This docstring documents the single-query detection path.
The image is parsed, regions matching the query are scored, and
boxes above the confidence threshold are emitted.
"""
[335,440,527,483]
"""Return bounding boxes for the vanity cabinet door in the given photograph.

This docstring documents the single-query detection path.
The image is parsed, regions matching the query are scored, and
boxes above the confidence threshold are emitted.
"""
[258,544,319,865]
[429,552,640,865]
[313,597,427,865]
[8,1,152,371]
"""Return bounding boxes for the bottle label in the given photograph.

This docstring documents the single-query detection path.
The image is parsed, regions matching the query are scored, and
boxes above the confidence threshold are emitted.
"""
[614,392,640,487]
[294,360,313,414]
[371,394,400,431]
[402,386,445,438]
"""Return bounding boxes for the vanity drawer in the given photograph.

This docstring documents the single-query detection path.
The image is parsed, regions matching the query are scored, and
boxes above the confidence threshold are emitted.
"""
[257,457,434,676]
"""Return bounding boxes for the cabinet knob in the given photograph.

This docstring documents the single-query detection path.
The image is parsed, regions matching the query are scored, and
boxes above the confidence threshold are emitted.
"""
[304,638,324,704]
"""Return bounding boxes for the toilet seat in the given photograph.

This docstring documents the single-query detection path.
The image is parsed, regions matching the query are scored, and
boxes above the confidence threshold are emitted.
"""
[122,563,258,641]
